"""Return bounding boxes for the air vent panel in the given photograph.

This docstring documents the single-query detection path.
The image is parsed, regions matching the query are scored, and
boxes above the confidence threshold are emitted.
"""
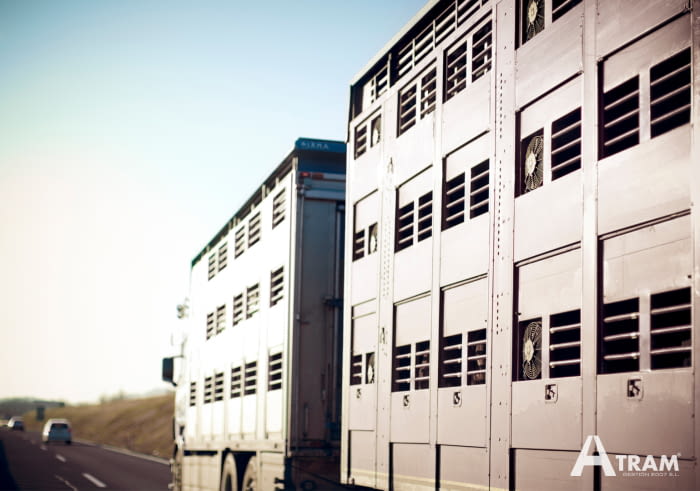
[600,298,640,374]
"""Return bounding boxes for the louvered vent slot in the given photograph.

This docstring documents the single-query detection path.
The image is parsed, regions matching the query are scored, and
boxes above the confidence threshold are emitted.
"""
[651,287,692,370]
[248,213,261,247]
[471,21,492,82]
[234,228,246,258]
[470,160,489,218]
[417,192,433,242]
[268,352,283,391]
[350,354,363,386]
[206,312,215,340]
[393,344,411,392]
[270,267,284,307]
[439,333,462,388]
[420,68,437,118]
[214,372,224,402]
[552,0,582,21]
[353,229,366,261]
[218,243,228,272]
[650,48,691,138]
[397,43,414,80]
[189,382,196,406]
[467,329,487,385]
[601,298,640,374]
[602,76,640,158]
[457,0,484,25]
[549,309,581,378]
[216,304,226,334]
[445,40,467,101]
[208,254,216,280]
[374,66,389,102]
[244,361,257,396]
[415,340,430,390]
[246,284,259,319]
[204,376,213,404]
[444,173,465,229]
[396,202,415,252]
[233,294,244,326]
[272,190,286,228]
[435,5,456,45]
[551,108,581,179]
[355,124,368,159]
[414,24,434,66]
[398,84,417,135]
[230,366,242,398]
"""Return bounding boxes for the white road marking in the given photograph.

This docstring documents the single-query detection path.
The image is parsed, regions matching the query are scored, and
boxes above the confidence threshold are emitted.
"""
[40,445,48,451]
[56,454,67,463]
[83,472,106,488]
[55,475,78,491]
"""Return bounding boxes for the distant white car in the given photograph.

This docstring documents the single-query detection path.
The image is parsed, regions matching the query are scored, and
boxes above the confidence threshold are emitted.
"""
[42,418,72,444]
[7,416,24,431]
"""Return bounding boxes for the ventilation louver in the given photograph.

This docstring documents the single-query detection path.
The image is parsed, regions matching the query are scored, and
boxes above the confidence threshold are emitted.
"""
[522,132,544,193]
[206,312,215,340]
[214,372,224,402]
[466,329,487,385]
[244,361,257,396]
[600,298,640,374]
[268,352,283,391]
[521,320,542,380]
[650,48,691,138]
[414,341,431,390]
[270,267,284,307]
[230,366,242,398]
[189,382,196,406]
[439,334,462,388]
[232,294,244,326]
[651,288,692,370]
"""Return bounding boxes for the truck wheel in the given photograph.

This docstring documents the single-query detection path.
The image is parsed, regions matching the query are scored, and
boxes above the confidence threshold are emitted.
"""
[220,454,238,491]
[242,456,257,491]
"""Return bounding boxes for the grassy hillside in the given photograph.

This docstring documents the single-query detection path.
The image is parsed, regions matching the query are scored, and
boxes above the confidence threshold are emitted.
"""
[22,393,173,459]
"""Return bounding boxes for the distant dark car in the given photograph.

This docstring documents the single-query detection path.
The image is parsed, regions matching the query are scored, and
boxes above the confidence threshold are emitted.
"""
[7,417,24,431]
[42,418,72,444]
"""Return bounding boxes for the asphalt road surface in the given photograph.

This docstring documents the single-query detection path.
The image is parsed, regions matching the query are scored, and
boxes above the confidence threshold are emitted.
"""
[0,429,171,490]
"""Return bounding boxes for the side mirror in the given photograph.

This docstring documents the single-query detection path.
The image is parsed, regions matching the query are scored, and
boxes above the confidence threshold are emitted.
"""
[162,357,176,386]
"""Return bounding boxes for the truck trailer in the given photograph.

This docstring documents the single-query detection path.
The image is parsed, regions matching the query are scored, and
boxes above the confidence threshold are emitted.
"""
[163,137,346,490]
[341,0,699,490]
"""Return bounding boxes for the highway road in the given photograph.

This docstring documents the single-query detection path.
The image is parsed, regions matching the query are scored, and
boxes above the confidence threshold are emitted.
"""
[0,429,171,490]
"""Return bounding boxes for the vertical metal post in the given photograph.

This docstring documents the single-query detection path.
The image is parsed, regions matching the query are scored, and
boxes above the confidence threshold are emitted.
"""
[490,0,516,488]
[580,3,599,490]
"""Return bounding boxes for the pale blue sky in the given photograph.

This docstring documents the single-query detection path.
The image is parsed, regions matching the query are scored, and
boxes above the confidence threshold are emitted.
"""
[0,0,426,403]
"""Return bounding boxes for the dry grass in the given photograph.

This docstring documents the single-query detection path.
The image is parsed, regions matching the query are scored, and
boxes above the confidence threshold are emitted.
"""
[23,393,173,459]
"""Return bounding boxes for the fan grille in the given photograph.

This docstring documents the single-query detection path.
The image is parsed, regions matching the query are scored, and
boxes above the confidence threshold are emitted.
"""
[523,0,545,43]
[522,321,542,380]
[523,133,544,193]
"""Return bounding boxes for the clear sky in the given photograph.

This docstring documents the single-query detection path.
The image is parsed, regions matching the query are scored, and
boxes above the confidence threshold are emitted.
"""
[0,0,426,404]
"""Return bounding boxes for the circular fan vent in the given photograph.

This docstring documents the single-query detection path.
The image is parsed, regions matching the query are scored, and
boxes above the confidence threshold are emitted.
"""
[525,0,545,41]
[522,321,542,380]
[523,135,544,192]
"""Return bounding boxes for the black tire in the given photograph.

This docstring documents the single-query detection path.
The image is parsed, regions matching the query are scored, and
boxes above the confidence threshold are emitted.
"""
[242,456,257,491]
[66,441,71,445]
[220,453,238,491]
